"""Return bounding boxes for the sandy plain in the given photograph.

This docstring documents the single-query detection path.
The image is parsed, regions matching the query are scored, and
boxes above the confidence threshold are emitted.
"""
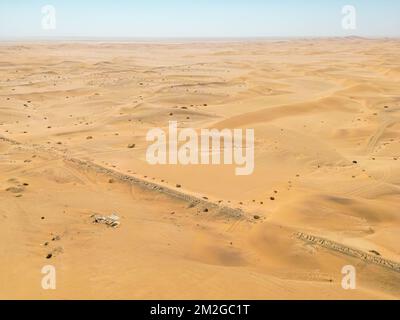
[0,39,399,299]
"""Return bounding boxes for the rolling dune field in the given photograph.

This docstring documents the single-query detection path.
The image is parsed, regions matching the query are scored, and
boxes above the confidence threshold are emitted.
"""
[0,39,399,299]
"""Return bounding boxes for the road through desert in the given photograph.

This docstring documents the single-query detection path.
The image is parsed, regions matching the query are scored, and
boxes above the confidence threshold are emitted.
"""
[0,39,399,299]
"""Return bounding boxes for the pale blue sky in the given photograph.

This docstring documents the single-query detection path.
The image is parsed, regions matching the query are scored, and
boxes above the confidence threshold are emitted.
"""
[0,0,399,39]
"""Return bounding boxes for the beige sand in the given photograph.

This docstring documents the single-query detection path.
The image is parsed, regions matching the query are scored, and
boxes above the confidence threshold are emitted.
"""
[0,39,399,299]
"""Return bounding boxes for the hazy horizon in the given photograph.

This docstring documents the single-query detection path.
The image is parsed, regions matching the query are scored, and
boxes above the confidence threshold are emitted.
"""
[1,0,400,40]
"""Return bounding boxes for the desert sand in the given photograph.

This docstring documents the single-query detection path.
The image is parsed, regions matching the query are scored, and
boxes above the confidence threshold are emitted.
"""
[0,39,399,299]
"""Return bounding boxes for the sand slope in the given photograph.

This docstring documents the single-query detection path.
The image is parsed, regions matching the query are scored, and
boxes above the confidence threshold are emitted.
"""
[0,39,399,299]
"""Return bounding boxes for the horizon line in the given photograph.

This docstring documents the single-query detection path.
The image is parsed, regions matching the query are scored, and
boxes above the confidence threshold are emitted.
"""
[1,35,399,43]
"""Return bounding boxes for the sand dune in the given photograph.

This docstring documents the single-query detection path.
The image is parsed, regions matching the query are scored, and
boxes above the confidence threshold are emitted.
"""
[0,39,399,299]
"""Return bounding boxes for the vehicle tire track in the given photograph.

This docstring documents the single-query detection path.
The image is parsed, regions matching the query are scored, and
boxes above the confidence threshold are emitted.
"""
[365,119,396,154]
